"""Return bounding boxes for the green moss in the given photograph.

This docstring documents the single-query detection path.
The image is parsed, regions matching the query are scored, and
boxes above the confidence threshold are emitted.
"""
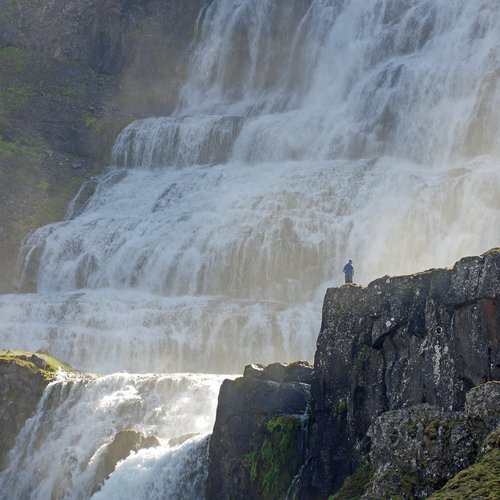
[244,452,258,482]
[83,112,97,128]
[407,420,418,438]
[0,46,31,73]
[330,461,374,499]
[429,449,500,499]
[249,415,303,499]
[8,173,85,247]
[334,398,348,416]
[0,138,26,159]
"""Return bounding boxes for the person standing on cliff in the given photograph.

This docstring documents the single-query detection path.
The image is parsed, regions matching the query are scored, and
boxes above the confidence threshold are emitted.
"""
[343,259,354,283]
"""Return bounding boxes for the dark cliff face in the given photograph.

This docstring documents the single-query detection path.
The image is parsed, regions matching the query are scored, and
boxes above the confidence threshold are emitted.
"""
[303,248,500,497]
[206,362,313,500]
[205,251,500,499]
[0,351,67,469]
[0,0,206,291]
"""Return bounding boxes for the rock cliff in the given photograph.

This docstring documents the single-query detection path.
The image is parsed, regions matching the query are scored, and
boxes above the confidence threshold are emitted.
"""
[207,249,500,499]
[0,350,72,468]
[0,0,205,291]
[303,248,500,497]
[206,361,313,499]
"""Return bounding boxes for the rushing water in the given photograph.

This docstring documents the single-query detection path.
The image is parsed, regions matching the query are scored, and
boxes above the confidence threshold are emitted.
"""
[1,0,499,497]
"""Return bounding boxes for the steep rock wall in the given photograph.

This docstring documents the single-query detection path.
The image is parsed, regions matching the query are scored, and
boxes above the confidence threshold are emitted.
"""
[0,351,70,469]
[303,248,500,497]
[206,362,312,500]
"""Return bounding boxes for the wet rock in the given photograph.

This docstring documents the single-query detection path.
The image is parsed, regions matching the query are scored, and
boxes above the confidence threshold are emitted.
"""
[91,429,160,494]
[206,361,311,500]
[243,363,264,379]
[168,433,198,447]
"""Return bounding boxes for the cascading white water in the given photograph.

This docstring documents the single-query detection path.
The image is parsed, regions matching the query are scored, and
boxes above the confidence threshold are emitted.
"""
[1,0,499,497]
[0,372,228,499]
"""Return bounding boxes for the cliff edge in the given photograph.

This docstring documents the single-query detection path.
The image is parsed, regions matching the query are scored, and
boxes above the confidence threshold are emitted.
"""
[0,350,72,468]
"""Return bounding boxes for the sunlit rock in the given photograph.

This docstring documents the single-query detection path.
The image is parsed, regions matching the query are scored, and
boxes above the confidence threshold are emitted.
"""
[91,429,160,494]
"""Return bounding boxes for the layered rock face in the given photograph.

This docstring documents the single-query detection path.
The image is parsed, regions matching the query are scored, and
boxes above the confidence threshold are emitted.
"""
[303,248,500,497]
[206,362,313,500]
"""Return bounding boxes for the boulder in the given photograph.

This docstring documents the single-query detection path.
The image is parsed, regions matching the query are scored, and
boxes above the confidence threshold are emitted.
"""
[91,429,160,494]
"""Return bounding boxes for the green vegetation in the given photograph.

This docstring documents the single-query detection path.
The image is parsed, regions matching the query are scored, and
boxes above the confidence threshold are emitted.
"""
[7,169,85,247]
[0,349,73,381]
[0,46,31,73]
[429,449,500,499]
[83,112,97,128]
[247,415,303,499]
[329,461,374,499]
[0,137,28,159]
[334,398,348,416]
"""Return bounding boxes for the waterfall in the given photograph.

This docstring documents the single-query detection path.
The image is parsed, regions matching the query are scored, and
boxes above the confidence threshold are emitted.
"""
[1,0,499,497]
[0,372,227,499]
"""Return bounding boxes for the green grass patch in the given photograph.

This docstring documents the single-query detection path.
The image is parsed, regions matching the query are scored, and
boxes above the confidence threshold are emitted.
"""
[429,448,500,499]
[0,138,25,159]
[83,112,97,128]
[0,349,73,372]
[0,350,74,383]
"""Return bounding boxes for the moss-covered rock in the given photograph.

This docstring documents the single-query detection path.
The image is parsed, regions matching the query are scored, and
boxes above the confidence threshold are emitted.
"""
[330,461,374,500]
[0,350,73,469]
[206,362,311,500]
[248,415,303,499]
[429,448,500,500]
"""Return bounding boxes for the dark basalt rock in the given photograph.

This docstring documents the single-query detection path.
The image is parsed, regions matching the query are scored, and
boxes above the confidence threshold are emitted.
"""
[365,381,500,499]
[301,248,500,497]
[206,251,500,499]
[0,352,61,469]
[206,361,312,500]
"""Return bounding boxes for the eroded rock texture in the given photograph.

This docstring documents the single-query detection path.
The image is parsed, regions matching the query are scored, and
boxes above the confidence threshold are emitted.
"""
[302,249,500,497]
[206,361,312,500]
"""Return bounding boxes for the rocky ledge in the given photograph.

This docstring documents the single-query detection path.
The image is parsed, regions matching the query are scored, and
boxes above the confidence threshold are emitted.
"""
[0,350,73,468]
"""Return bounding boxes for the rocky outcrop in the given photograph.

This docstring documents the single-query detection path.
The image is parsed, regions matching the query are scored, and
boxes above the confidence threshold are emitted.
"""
[206,251,500,499]
[0,0,206,291]
[0,350,70,469]
[365,381,500,499]
[302,248,500,497]
[206,361,312,500]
